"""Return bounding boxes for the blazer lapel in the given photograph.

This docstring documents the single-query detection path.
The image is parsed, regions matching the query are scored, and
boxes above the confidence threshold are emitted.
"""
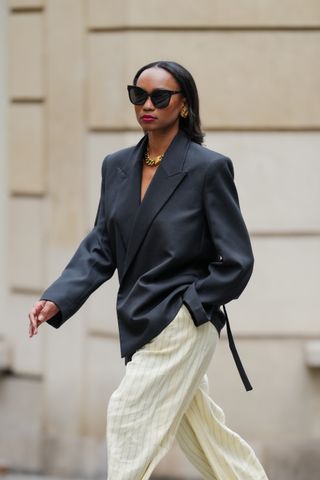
[119,130,190,283]
[115,135,146,248]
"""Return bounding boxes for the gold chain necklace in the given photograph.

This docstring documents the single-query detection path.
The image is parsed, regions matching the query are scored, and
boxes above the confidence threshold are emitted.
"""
[144,148,164,167]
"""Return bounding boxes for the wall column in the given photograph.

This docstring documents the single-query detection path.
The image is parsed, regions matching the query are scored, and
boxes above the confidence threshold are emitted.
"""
[43,0,87,475]
[0,0,8,327]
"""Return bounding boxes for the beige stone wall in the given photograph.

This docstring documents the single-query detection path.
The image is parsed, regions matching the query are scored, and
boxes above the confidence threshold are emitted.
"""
[1,0,320,478]
[0,1,9,371]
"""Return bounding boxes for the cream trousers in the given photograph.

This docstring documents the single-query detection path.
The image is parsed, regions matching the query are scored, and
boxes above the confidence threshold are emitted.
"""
[106,303,269,480]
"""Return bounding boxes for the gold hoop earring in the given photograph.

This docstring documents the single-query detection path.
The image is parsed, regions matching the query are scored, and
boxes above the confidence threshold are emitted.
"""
[180,106,189,118]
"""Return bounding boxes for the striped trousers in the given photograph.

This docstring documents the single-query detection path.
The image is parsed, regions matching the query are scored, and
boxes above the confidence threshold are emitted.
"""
[106,303,268,480]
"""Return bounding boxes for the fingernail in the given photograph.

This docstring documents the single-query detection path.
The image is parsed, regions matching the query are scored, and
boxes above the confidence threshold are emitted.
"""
[38,315,43,322]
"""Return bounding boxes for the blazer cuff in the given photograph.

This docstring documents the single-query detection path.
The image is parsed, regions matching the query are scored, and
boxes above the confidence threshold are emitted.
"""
[182,283,209,326]
[46,311,63,329]
[39,295,73,329]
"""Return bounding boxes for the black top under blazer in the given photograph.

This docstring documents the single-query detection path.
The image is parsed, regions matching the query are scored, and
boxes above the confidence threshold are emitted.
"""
[41,129,254,391]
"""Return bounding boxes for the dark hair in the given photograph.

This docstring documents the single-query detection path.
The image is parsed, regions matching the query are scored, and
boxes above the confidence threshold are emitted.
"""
[133,61,205,145]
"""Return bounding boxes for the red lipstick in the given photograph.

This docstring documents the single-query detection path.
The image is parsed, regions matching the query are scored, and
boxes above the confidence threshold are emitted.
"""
[141,115,156,122]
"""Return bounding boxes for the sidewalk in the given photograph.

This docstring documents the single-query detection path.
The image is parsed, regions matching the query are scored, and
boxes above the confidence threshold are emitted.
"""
[2,476,90,480]
[1,476,104,480]
[1,475,170,480]
[2,476,106,480]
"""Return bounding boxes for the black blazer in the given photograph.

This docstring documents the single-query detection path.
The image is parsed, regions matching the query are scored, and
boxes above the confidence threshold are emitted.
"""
[41,130,254,390]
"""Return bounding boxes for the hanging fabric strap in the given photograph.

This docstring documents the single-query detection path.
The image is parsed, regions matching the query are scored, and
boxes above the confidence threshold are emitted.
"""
[222,305,253,392]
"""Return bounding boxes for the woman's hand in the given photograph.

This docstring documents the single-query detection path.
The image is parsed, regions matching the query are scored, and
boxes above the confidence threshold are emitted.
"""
[28,300,60,338]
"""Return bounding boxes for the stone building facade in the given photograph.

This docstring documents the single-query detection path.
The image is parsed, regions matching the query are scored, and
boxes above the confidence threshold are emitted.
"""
[1,0,320,478]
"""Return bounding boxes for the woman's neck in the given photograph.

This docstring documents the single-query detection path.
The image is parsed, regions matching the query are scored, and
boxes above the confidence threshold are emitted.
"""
[147,127,179,157]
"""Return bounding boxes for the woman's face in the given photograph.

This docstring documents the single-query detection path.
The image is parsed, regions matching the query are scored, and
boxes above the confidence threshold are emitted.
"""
[133,67,186,135]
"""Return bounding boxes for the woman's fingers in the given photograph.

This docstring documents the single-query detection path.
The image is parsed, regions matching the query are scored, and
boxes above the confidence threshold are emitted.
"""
[28,300,59,338]
[38,301,59,323]
[29,311,37,337]
[28,302,43,337]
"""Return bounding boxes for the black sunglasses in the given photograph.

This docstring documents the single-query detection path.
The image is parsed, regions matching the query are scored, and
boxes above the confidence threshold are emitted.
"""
[127,85,182,109]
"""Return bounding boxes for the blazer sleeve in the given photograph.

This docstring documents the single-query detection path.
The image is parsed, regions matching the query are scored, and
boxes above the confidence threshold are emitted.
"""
[183,155,254,326]
[40,156,116,328]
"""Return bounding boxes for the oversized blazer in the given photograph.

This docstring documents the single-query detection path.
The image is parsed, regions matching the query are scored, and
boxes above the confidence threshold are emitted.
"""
[41,129,254,390]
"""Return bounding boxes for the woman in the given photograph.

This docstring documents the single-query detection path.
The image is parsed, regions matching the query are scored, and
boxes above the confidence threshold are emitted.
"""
[28,61,269,479]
